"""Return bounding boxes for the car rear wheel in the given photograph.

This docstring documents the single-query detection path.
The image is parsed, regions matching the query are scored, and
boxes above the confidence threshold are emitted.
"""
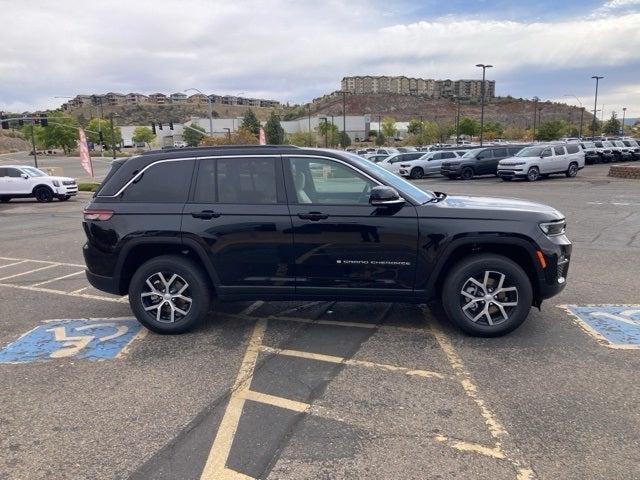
[566,162,578,177]
[526,167,540,182]
[34,186,53,202]
[410,167,424,179]
[441,254,533,337]
[460,167,474,180]
[129,255,211,334]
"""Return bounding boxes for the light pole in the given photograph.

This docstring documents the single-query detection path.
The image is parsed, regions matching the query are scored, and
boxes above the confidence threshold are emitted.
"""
[185,88,213,135]
[532,96,539,140]
[591,75,604,138]
[563,94,584,138]
[307,104,312,146]
[454,96,461,144]
[319,117,328,148]
[338,90,348,148]
[475,63,493,146]
[622,107,627,136]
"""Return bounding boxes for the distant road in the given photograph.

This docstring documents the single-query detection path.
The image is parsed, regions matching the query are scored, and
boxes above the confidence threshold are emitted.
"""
[0,151,113,182]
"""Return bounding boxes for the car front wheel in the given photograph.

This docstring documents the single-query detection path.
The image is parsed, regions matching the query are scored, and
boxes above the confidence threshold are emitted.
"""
[441,254,533,337]
[410,167,424,179]
[526,167,540,182]
[460,167,474,180]
[129,255,211,334]
[34,186,54,202]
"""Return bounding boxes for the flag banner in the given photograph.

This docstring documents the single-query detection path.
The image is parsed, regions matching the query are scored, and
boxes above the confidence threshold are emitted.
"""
[78,128,93,177]
[259,127,266,145]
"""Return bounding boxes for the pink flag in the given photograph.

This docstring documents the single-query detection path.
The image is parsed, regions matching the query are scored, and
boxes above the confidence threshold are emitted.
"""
[78,128,93,177]
[259,127,266,145]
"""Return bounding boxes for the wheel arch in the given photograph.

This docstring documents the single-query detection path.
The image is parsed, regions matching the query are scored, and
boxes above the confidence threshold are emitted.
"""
[32,184,54,194]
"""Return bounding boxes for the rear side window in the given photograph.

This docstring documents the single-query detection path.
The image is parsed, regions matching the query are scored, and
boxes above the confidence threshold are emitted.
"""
[441,152,457,159]
[554,146,566,156]
[507,147,522,155]
[492,148,508,158]
[566,144,579,154]
[217,158,277,204]
[121,160,194,203]
[4,168,22,177]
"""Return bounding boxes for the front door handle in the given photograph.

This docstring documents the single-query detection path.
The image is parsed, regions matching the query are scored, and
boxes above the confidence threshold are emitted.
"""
[298,212,329,221]
[191,210,221,220]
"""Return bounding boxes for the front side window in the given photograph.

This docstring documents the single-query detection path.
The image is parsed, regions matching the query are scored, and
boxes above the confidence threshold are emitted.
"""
[541,148,553,158]
[289,157,375,205]
[121,160,194,203]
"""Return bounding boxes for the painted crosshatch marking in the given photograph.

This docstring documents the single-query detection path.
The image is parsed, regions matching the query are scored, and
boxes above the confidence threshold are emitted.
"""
[0,318,145,363]
[562,305,640,349]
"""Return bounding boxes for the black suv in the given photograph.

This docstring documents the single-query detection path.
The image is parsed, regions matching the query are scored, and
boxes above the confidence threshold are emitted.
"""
[440,145,527,180]
[83,146,571,337]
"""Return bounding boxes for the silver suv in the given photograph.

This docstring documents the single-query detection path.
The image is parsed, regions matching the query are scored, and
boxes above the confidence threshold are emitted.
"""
[497,143,585,182]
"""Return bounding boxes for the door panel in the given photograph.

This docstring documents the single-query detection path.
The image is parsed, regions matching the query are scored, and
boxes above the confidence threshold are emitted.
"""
[285,156,418,295]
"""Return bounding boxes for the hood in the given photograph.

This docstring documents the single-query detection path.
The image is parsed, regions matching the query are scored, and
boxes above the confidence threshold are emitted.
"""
[419,194,564,222]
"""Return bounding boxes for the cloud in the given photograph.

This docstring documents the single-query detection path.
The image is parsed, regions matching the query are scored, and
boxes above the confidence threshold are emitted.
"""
[0,0,639,115]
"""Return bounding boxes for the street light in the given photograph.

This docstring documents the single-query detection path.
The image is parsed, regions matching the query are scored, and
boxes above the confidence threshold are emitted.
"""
[591,75,604,138]
[185,88,213,135]
[475,63,493,146]
[563,94,584,139]
[453,96,461,144]
[319,117,328,148]
[532,96,539,140]
[622,107,627,136]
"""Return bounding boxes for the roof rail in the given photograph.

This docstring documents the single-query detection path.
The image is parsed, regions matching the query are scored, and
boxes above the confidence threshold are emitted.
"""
[140,145,300,155]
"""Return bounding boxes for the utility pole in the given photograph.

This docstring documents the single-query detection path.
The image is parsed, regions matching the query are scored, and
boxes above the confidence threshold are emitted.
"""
[339,90,347,148]
[307,104,311,146]
[591,75,604,138]
[475,63,493,146]
[30,121,38,168]
[419,114,424,144]
[532,96,539,140]
[109,113,117,159]
[622,107,627,136]
[454,96,461,144]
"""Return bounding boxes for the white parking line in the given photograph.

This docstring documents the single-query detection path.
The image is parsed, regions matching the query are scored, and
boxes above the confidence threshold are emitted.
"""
[0,264,59,282]
[0,256,84,268]
[0,260,30,269]
[0,282,128,303]
[30,270,85,287]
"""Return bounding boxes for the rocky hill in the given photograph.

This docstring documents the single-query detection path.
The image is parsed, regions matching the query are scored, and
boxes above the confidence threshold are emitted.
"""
[0,130,30,154]
[309,93,592,129]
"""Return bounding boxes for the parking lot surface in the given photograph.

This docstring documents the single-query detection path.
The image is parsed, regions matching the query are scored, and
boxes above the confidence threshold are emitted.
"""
[0,163,639,479]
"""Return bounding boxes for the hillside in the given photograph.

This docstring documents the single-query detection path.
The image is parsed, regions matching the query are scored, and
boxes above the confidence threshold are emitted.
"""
[0,130,30,154]
[309,93,592,129]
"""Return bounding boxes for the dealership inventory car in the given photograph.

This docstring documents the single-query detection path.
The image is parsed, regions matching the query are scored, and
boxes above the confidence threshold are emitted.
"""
[398,150,464,179]
[622,139,640,160]
[579,141,600,164]
[593,141,615,163]
[83,145,571,337]
[0,165,77,203]
[378,151,425,173]
[441,145,526,180]
[497,143,585,181]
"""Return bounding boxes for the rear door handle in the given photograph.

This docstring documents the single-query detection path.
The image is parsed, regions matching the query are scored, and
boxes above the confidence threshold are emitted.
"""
[191,210,221,220]
[298,212,329,221]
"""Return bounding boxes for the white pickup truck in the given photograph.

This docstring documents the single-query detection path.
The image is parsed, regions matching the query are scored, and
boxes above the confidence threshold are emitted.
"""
[0,165,78,203]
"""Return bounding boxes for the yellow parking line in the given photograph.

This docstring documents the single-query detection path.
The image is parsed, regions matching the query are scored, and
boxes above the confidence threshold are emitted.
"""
[0,264,59,282]
[30,270,85,287]
[200,319,267,480]
[242,390,309,413]
[434,434,505,459]
[259,345,445,379]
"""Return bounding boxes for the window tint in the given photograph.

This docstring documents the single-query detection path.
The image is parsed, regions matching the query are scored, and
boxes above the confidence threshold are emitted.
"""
[432,152,442,160]
[289,157,376,205]
[541,148,552,158]
[217,158,277,204]
[405,153,422,160]
[193,159,216,203]
[0,168,6,177]
[492,148,508,158]
[442,152,457,159]
[6,168,22,178]
[554,146,566,156]
[477,149,492,159]
[507,147,522,155]
[121,160,194,203]
[566,144,579,154]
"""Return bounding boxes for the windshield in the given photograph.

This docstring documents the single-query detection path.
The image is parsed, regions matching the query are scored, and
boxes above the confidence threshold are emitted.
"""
[341,151,434,203]
[581,142,595,148]
[516,146,545,157]
[21,167,47,177]
[603,141,614,147]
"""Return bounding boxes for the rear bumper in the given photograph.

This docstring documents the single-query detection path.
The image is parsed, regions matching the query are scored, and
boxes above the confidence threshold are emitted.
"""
[85,269,120,295]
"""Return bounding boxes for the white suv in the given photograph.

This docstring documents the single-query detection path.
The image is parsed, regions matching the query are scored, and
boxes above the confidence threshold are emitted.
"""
[397,150,464,179]
[497,143,585,182]
[0,166,78,203]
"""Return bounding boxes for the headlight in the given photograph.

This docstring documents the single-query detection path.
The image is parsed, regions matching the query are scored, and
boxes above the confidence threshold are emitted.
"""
[539,220,566,236]
[399,164,411,167]
[52,180,60,187]
[511,162,526,166]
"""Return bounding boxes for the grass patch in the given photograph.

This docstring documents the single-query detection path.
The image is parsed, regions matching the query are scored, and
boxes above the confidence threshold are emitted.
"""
[77,182,100,192]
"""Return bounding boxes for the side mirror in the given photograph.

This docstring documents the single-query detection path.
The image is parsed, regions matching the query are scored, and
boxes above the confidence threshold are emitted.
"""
[21,173,29,179]
[369,186,404,207]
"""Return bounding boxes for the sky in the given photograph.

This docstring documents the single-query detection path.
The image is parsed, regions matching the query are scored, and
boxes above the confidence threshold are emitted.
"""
[1,0,639,119]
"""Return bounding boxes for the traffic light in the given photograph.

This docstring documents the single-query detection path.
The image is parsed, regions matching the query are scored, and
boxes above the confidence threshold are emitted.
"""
[169,120,174,130]
[151,122,156,134]
[1,116,8,130]
[40,114,48,127]
[158,122,163,130]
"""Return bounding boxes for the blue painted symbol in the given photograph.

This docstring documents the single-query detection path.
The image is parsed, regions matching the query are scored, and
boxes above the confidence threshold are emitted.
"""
[0,318,144,363]
[563,305,640,349]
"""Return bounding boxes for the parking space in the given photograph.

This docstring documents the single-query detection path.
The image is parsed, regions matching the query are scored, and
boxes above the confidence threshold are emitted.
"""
[1,164,639,479]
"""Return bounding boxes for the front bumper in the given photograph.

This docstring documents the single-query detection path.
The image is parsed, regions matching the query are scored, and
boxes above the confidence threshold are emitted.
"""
[497,168,525,179]
[536,233,572,300]
[55,185,78,196]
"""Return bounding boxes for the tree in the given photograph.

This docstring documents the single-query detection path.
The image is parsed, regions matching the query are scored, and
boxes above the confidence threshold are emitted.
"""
[183,123,206,146]
[264,112,285,144]
[457,117,480,137]
[241,109,261,136]
[603,112,621,136]
[40,112,79,154]
[339,131,351,148]
[536,120,567,141]
[287,131,315,147]
[20,123,45,149]
[375,132,386,146]
[407,119,423,135]
[317,121,340,146]
[132,126,155,148]
[381,117,397,138]
[483,121,504,140]
[86,118,122,149]
[201,127,259,146]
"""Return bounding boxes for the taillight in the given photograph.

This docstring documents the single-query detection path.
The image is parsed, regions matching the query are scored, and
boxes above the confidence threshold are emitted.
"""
[83,209,114,221]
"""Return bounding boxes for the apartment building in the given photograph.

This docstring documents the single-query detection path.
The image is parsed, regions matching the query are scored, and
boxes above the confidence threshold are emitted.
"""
[341,76,496,99]
[169,92,187,103]
[148,93,168,104]
[126,93,149,105]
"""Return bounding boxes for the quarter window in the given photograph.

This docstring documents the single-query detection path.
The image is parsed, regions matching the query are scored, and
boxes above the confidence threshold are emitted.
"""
[566,144,579,154]
[288,157,376,205]
[120,160,194,203]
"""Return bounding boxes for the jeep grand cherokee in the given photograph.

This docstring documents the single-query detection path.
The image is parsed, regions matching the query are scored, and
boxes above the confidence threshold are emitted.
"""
[83,146,571,337]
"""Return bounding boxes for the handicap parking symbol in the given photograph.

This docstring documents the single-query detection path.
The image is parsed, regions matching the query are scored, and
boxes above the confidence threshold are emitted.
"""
[562,305,640,349]
[0,318,145,363]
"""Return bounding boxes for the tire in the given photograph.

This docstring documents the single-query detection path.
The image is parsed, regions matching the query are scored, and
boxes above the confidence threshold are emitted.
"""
[128,255,212,334]
[446,175,457,180]
[526,167,540,182]
[34,186,54,202]
[566,162,578,178]
[501,177,512,181]
[410,167,424,179]
[441,254,533,337]
[0,197,10,203]
[460,167,474,180]
[59,195,71,201]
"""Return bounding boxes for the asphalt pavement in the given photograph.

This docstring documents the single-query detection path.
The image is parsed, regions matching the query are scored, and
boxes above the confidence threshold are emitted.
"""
[0,163,638,480]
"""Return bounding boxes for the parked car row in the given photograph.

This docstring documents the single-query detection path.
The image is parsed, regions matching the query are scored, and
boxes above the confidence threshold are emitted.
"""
[579,139,640,164]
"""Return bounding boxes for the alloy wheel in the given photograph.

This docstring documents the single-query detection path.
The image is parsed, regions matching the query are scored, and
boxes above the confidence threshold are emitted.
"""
[140,272,193,323]
[459,270,519,326]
